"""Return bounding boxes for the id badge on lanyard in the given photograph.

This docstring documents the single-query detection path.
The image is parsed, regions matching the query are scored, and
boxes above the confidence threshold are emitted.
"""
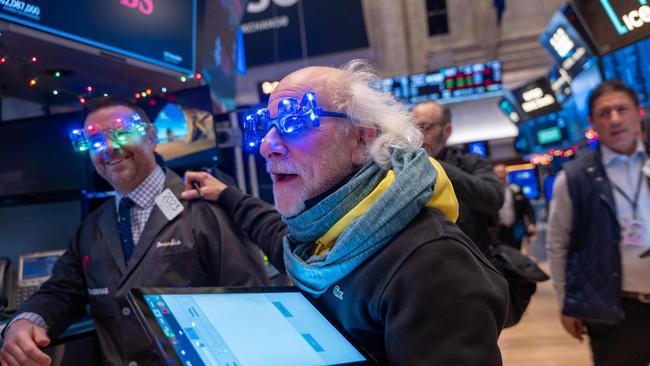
[611,162,646,248]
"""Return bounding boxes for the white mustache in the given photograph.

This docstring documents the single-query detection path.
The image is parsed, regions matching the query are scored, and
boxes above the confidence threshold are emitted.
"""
[266,159,301,175]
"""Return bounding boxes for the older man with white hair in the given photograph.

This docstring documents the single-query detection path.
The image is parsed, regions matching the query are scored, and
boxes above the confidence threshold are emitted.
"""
[183,60,509,365]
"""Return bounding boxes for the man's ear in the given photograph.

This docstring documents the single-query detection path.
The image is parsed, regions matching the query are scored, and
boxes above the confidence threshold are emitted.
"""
[351,125,378,166]
[146,125,158,145]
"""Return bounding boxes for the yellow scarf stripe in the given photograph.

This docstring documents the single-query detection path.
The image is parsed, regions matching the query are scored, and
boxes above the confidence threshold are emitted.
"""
[313,157,458,256]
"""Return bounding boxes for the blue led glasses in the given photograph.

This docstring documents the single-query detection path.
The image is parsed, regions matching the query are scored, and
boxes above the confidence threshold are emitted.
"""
[69,114,147,154]
[243,92,348,149]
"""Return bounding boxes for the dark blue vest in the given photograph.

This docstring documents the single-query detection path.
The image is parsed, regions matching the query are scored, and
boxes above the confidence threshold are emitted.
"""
[563,149,624,323]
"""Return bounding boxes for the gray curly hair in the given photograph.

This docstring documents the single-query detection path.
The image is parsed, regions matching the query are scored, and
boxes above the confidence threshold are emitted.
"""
[329,59,423,168]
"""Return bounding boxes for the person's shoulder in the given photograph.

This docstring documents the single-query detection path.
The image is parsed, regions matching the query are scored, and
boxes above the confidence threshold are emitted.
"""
[393,208,485,258]
[564,149,598,171]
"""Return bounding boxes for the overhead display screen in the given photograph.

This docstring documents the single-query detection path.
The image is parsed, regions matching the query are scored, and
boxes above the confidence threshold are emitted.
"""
[540,6,596,77]
[511,77,563,119]
[518,110,572,154]
[573,0,650,54]
[548,66,573,104]
[601,36,650,107]
[241,0,368,67]
[0,0,196,73]
[379,60,503,107]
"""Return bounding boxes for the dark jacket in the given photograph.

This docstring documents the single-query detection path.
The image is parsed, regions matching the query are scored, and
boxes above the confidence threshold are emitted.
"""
[563,149,624,323]
[436,147,504,252]
[219,187,509,365]
[17,170,269,365]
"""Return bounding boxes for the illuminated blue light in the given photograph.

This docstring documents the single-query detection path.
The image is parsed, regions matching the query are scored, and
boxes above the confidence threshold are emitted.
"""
[242,92,348,149]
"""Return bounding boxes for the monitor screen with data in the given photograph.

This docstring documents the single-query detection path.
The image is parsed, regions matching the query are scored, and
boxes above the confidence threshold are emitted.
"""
[129,287,373,366]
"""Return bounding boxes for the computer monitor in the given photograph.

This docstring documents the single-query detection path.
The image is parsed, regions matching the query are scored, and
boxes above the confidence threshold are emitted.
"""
[137,86,218,172]
[507,168,540,199]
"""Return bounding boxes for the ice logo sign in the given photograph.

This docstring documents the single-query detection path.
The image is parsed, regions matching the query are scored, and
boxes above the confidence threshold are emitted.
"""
[600,0,650,35]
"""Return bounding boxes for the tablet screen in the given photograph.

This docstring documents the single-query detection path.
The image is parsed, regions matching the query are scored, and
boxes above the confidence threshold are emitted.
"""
[142,291,367,366]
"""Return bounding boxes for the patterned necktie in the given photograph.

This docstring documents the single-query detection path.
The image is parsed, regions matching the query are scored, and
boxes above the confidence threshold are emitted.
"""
[118,197,135,263]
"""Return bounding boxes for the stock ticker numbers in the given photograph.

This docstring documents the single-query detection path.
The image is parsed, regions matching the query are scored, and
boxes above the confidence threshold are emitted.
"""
[379,61,503,107]
[0,0,40,19]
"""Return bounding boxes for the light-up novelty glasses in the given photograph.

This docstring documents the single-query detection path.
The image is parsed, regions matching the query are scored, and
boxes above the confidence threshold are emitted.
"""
[243,92,348,149]
[68,114,147,154]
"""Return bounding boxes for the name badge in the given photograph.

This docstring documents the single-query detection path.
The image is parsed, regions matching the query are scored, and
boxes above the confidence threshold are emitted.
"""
[622,218,644,247]
[155,189,184,221]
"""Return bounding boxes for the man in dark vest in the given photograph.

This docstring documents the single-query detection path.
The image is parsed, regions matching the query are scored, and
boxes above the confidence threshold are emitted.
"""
[547,80,650,366]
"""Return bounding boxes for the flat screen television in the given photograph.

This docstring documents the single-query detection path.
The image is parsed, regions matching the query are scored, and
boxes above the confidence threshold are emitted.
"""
[0,0,197,73]
[507,168,540,199]
[0,112,88,198]
[601,36,650,107]
[137,86,218,172]
[572,0,650,55]
[466,141,489,157]
[511,77,563,119]
[379,61,503,107]
[540,4,597,78]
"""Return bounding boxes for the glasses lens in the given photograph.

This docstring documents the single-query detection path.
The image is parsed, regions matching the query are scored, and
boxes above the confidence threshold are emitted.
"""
[69,129,88,152]
[279,115,306,134]
[88,134,107,153]
[244,129,259,150]
[111,129,129,145]
[277,98,299,118]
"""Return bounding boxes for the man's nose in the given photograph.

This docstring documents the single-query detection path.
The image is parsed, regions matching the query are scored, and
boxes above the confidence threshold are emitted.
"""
[609,110,623,123]
[260,126,288,159]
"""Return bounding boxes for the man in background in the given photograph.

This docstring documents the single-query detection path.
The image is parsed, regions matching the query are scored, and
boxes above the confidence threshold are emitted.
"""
[547,80,650,366]
[412,101,504,253]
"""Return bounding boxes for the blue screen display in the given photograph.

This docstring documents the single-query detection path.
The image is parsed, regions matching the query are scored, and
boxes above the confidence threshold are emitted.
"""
[144,292,366,366]
[508,169,540,199]
[22,255,60,280]
[468,141,488,157]
[539,6,596,78]
[0,1,196,73]
[601,37,650,107]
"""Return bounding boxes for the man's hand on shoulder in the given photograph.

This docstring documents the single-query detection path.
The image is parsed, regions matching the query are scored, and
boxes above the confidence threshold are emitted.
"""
[0,319,51,366]
[182,171,228,202]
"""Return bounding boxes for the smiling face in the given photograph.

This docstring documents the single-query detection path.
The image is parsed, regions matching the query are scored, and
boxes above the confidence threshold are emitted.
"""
[590,91,642,156]
[259,67,364,217]
[85,105,157,195]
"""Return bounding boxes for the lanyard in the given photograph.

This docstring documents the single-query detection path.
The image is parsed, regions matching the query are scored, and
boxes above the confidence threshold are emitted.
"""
[609,168,644,219]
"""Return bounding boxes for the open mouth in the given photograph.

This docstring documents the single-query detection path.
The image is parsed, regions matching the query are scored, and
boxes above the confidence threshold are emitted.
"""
[272,173,299,183]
